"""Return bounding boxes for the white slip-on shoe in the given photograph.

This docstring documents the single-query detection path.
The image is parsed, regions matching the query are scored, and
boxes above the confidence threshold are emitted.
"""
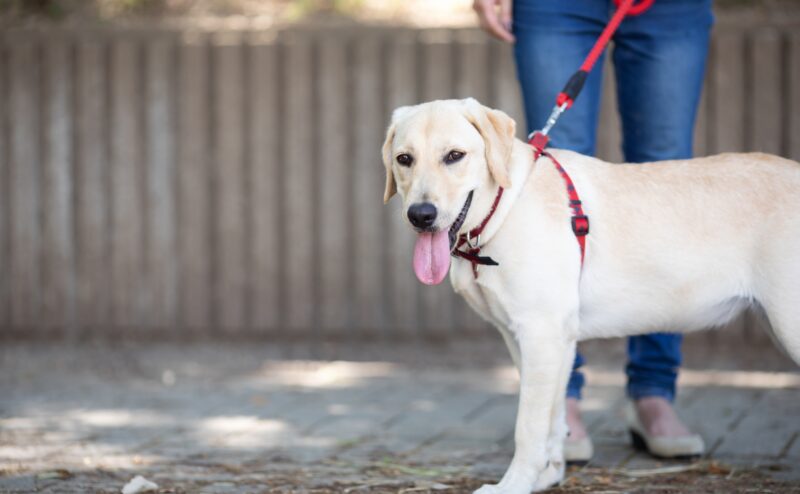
[624,401,704,459]
[564,435,593,465]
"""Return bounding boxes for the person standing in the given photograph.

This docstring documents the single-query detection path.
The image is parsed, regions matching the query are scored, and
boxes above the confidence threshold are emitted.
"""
[473,0,712,462]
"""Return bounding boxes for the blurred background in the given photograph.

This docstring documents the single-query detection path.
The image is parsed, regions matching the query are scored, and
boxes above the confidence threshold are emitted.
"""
[1,3,800,492]
[0,0,799,343]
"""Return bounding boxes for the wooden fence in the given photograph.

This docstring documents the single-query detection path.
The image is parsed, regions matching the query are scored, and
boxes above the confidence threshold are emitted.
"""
[0,17,799,339]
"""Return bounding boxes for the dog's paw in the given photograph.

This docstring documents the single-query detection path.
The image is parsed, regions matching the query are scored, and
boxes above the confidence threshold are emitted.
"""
[473,460,564,494]
[474,482,531,494]
[531,460,564,491]
[473,483,503,494]
[472,469,537,494]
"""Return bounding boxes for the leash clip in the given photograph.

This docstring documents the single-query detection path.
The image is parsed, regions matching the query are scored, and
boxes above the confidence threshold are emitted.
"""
[529,101,569,142]
[466,232,481,249]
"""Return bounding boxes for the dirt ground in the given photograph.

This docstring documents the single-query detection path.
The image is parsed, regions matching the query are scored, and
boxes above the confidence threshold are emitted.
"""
[252,462,800,493]
[1,338,798,493]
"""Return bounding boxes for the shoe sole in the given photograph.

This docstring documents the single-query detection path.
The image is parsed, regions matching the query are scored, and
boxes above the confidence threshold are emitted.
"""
[630,430,702,461]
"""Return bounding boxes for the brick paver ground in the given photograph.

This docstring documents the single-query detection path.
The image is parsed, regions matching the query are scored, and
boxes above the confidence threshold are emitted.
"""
[1,337,798,493]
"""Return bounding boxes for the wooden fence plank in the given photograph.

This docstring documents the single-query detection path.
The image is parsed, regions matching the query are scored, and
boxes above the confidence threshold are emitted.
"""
[110,39,145,328]
[353,36,386,333]
[317,34,350,333]
[419,30,456,334]
[791,32,800,162]
[0,40,7,327]
[41,38,76,332]
[212,34,247,331]
[711,32,746,153]
[145,37,178,330]
[177,34,211,331]
[75,39,110,330]
[283,33,315,332]
[751,30,782,155]
[248,34,281,332]
[385,31,421,336]
[455,30,489,102]
[490,40,526,140]
[421,30,453,101]
[9,38,42,328]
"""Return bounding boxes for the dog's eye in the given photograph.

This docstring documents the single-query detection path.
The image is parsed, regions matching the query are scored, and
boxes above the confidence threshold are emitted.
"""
[396,153,413,167]
[445,150,465,164]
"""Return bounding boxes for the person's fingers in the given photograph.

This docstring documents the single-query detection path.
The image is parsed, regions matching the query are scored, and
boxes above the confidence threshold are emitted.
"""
[473,0,515,43]
[499,0,514,35]
[481,0,515,43]
[472,0,495,30]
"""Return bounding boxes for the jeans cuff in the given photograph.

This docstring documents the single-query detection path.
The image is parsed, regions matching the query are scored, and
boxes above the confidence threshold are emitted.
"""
[626,383,675,402]
[566,386,582,400]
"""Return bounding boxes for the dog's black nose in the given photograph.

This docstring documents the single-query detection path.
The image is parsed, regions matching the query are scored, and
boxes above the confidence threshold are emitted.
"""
[407,203,438,229]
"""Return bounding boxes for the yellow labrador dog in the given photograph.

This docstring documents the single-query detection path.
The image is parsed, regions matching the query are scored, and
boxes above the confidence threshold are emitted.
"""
[381,98,800,494]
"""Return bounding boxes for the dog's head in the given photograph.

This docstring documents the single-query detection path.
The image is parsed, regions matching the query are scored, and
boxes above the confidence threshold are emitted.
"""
[381,98,516,285]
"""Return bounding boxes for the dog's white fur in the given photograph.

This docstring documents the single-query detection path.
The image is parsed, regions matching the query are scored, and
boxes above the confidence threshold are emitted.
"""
[382,99,800,494]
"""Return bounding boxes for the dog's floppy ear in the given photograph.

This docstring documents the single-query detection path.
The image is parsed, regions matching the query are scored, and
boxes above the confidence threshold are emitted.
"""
[382,124,398,203]
[463,98,515,188]
[382,106,413,204]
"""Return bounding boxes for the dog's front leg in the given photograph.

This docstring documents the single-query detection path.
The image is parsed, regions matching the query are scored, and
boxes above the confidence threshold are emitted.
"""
[475,323,573,494]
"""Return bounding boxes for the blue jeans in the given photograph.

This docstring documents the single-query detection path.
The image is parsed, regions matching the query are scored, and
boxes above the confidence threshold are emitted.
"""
[512,0,712,402]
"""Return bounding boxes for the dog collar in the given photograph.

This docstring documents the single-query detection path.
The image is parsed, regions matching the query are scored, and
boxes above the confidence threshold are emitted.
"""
[451,187,505,278]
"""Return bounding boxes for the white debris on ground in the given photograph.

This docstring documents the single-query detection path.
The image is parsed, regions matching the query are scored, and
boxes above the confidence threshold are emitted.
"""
[121,475,159,494]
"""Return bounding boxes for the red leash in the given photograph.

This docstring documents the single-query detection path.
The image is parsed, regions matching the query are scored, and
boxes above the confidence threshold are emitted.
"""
[530,0,653,265]
[552,0,653,115]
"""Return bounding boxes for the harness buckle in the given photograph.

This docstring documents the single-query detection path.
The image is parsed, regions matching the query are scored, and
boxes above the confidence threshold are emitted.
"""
[571,215,590,236]
[465,232,481,249]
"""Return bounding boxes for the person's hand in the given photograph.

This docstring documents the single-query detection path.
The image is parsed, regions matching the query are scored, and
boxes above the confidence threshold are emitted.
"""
[473,0,515,43]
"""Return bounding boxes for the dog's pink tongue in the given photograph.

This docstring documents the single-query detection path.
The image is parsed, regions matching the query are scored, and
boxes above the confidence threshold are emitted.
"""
[413,230,451,285]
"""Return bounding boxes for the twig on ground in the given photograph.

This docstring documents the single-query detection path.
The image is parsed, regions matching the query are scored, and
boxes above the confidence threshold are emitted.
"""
[615,463,701,477]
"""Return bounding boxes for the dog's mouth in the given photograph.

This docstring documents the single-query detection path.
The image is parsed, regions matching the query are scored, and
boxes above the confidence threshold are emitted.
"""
[412,191,474,286]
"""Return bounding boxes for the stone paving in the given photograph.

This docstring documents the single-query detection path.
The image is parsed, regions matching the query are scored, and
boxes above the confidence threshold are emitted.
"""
[0,337,798,493]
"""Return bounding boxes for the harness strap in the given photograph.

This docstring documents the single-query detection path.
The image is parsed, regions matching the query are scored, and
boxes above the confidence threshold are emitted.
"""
[531,131,589,265]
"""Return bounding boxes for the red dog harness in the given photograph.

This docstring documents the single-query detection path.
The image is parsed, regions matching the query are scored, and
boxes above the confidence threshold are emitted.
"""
[451,135,589,278]
[530,131,589,265]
